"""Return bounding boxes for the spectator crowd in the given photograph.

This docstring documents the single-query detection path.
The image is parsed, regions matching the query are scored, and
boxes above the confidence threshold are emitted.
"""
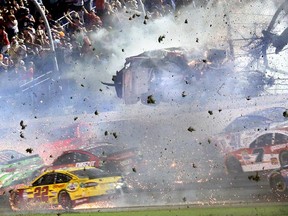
[0,0,192,83]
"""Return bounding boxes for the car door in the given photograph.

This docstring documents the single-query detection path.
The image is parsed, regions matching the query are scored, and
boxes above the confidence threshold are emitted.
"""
[241,133,273,172]
[30,173,56,204]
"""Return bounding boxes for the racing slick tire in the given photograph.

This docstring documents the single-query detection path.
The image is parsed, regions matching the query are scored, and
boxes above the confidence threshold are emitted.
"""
[225,156,243,174]
[58,190,72,210]
[269,173,288,197]
[9,191,26,211]
[279,151,288,167]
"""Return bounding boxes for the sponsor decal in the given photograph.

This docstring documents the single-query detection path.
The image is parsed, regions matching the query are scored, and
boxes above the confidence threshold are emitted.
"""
[271,144,288,152]
[76,161,96,167]
[52,184,65,189]
[241,151,251,160]
[271,157,279,165]
[67,182,78,191]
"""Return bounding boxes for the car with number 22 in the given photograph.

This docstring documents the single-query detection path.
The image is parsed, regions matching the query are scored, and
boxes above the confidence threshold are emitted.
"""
[9,167,127,210]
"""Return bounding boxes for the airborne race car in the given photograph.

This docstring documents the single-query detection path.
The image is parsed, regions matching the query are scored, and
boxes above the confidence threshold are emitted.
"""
[225,130,288,174]
[102,47,273,105]
[9,167,127,210]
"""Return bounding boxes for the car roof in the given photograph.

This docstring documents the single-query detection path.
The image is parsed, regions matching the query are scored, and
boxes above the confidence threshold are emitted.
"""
[44,166,103,175]
[223,115,272,133]
[0,150,25,165]
[249,107,287,122]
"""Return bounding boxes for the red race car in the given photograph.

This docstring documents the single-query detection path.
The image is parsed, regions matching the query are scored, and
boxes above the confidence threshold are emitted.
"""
[38,122,97,164]
[45,142,143,176]
[225,130,288,174]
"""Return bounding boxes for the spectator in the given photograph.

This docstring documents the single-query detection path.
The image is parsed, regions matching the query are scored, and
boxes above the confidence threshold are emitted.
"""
[0,25,10,54]
[9,37,27,67]
[25,61,34,80]
[94,0,106,17]
[17,6,35,32]
[0,54,8,72]
[64,11,85,34]
[5,14,19,40]
[83,7,103,30]
[84,0,93,11]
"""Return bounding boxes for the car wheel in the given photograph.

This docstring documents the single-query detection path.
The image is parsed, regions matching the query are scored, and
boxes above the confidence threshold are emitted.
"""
[279,151,288,167]
[9,191,24,210]
[270,174,288,195]
[225,156,243,174]
[58,190,72,210]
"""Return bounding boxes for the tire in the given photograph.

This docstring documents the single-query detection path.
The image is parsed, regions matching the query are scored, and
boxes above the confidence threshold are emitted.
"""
[58,190,72,210]
[9,191,25,211]
[225,156,243,174]
[270,174,288,196]
[279,151,288,167]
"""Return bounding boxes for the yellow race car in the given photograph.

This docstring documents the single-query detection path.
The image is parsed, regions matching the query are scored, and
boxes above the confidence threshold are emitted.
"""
[9,167,127,210]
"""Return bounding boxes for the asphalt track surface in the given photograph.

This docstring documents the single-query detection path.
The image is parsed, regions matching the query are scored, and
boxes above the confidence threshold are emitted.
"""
[0,94,288,214]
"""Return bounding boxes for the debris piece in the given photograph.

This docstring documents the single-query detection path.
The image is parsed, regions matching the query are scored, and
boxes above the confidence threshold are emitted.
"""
[132,167,137,172]
[208,110,213,115]
[187,127,195,132]
[158,35,165,43]
[26,148,33,154]
[283,110,288,118]
[248,172,260,182]
[113,132,118,138]
[20,120,27,130]
[184,19,188,24]
[147,95,155,104]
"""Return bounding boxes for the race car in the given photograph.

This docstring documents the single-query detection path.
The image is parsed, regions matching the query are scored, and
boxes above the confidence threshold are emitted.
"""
[224,130,288,174]
[102,47,274,105]
[0,150,25,166]
[46,142,143,175]
[214,107,288,154]
[0,150,45,197]
[37,122,99,164]
[9,167,127,210]
[268,165,288,196]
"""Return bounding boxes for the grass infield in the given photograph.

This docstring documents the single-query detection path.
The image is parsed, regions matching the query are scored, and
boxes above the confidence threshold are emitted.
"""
[3,204,288,216]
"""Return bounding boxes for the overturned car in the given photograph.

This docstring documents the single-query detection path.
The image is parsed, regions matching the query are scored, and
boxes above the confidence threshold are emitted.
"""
[103,47,274,105]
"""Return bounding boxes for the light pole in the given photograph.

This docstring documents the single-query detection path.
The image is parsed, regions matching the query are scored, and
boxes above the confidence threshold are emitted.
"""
[30,0,59,72]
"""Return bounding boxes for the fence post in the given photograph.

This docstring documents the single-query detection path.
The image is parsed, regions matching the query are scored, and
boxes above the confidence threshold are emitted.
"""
[30,0,59,72]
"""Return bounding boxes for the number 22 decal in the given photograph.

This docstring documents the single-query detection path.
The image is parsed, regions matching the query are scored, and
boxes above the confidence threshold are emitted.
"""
[34,186,49,202]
